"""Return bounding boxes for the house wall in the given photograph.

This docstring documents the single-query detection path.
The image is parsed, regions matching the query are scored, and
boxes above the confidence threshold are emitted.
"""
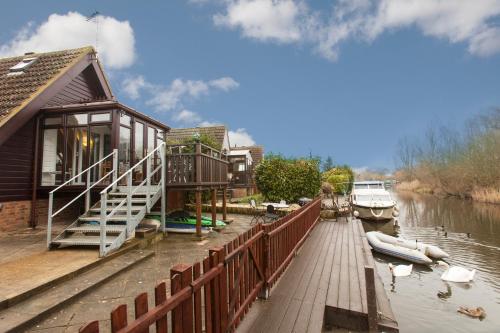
[0,119,35,203]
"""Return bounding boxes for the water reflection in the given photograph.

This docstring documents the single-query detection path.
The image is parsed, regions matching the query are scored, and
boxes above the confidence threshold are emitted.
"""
[371,191,500,333]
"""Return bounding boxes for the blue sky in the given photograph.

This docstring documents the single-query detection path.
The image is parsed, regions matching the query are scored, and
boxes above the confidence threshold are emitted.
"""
[1,1,500,171]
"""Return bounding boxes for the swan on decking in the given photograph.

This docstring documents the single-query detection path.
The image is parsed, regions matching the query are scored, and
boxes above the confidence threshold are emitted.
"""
[388,263,413,277]
[437,261,476,283]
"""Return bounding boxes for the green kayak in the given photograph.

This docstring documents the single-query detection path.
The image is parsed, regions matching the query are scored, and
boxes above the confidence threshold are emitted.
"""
[147,214,226,227]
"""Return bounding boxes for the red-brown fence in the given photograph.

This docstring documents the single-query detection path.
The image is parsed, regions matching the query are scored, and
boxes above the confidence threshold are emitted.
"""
[79,197,321,333]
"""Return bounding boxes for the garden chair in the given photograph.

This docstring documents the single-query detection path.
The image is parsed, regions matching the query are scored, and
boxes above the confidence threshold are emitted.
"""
[264,204,280,223]
[250,199,265,225]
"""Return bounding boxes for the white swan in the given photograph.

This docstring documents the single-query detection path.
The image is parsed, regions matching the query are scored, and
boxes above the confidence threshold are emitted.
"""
[388,263,413,277]
[437,261,476,282]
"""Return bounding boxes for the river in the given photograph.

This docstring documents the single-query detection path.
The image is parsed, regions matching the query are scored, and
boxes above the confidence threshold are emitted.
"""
[363,191,500,333]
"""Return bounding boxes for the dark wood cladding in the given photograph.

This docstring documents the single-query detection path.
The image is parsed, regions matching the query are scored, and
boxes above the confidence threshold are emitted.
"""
[45,65,106,107]
[0,119,34,201]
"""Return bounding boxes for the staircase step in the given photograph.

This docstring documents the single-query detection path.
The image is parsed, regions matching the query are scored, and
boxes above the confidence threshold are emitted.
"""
[66,224,126,234]
[51,235,118,246]
[106,198,148,204]
[79,216,130,222]
[89,207,143,213]
[109,191,158,197]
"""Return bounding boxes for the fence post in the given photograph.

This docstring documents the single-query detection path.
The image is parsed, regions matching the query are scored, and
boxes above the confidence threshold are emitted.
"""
[259,231,270,299]
[171,264,194,333]
[211,246,228,332]
[365,265,378,332]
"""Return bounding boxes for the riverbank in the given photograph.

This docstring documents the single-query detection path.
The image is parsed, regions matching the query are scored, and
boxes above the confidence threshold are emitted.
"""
[395,180,500,205]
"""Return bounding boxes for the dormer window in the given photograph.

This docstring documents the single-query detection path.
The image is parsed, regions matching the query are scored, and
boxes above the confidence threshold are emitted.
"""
[9,57,38,74]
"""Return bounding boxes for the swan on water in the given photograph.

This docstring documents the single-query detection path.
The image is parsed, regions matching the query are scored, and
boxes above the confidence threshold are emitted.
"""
[388,263,413,277]
[437,261,476,283]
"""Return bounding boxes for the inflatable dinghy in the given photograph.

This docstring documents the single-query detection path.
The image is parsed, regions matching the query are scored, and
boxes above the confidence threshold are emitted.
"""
[366,231,449,264]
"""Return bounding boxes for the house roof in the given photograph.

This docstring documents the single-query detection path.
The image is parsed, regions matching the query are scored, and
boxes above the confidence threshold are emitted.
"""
[167,126,228,148]
[233,145,264,165]
[0,46,98,127]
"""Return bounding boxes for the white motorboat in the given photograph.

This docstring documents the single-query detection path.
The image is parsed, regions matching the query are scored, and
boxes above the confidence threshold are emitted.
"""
[350,181,398,221]
[366,231,449,264]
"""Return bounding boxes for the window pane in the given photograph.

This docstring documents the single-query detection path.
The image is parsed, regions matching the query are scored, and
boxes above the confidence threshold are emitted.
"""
[66,128,89,184]
[89,125,112,183]
[120,113,131,126]
[147,127,156,154]
[41,128,64,186]
[119,126,131,179]
[90,113,111,122]
[134,122,144,181]
[67,114,88,126]
[44,116,62,126]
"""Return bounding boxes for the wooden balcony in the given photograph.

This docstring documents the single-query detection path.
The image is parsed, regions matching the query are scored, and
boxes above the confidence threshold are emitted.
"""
[165,143,229,190]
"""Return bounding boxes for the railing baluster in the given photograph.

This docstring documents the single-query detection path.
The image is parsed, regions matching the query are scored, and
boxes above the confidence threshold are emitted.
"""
[146,154,151,212]
[100,192,107,257]
[85,169,91,212]
[112,149,118,190]
[47,192,53,248]
[127,172,133,234]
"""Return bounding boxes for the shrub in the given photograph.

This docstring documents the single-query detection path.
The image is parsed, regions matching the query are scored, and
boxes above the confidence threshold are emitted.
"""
[255,154,321,202]
[322,166,354,194]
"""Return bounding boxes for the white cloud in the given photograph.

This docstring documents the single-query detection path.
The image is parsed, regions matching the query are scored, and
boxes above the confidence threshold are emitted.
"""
[122,76,239,112]
[208,0,500,60]
[229,128,256,146]
[209,77,240,91]
[122,75,150,100]
[172,109,202,124]
[213,0,303,43]
[0,12,136,69]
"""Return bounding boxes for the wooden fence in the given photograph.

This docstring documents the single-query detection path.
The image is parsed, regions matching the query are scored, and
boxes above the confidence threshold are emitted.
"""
[79,197,321,333]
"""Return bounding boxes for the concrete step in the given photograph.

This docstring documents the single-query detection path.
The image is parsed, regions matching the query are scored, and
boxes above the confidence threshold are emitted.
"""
[66,224,126,234]
[0,250,154,333]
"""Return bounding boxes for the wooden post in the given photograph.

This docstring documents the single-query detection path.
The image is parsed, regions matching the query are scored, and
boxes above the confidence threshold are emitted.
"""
[196,190,202,238]
[211,189,217,228]
[30,116,40,228]
[222,187,228,221]
[365,265,378,332]
[171,264,193,333]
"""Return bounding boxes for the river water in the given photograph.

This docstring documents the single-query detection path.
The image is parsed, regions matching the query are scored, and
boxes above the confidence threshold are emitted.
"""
[363,191,500,333]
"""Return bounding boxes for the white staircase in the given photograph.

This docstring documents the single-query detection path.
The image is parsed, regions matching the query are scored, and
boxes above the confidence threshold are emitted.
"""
[48,144,166,257]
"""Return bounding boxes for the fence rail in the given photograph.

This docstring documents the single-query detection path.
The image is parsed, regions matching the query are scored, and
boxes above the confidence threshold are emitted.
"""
[79,197,321,333]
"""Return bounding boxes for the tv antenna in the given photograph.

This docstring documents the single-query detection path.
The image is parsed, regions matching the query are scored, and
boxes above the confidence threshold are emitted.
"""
[86,11,100,54]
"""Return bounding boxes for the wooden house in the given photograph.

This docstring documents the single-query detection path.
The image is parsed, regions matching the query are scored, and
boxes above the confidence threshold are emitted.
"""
[0,47,229,255]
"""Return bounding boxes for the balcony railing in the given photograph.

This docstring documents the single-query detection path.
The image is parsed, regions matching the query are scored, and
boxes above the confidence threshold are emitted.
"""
[165,143,229,188]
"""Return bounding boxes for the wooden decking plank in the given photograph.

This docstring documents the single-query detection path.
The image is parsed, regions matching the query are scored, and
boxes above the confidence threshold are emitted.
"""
[305,222,339,333]
[352,220,368,314]
[348,221,363,315]
[245,223,328,333]
[326,222,344,309]
[292,222,336,333]
[274,222,332,333]
[337,222,350,311]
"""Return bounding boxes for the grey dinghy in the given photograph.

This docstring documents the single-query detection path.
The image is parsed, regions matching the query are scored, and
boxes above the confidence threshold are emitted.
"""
[366,231,449,264]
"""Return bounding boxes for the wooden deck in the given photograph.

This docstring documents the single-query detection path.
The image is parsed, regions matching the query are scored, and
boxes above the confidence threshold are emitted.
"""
[236,219,398,333]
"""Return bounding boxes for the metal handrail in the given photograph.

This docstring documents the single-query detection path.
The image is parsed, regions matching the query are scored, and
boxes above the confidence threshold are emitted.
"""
[47,149,118,249]
[98,142,166,256]
[100,143,165,195]
[49,150,116,194]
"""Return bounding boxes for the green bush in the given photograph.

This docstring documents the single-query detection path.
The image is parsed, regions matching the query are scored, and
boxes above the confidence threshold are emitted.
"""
[255,154,321,202]
[322,166,354,194]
